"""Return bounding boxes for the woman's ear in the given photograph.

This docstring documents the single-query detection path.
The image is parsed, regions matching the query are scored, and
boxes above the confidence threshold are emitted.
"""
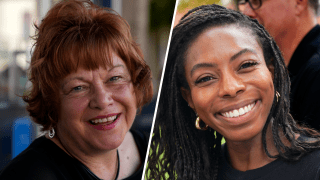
[267,59,275,80]
[180,87,195,110]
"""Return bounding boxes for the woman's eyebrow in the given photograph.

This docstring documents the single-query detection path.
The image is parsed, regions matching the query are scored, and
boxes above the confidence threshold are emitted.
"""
[230,48,257,62]
[190,63,217,76]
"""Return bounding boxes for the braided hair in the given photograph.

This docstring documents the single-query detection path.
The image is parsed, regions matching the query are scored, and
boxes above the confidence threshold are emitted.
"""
[147,4,320,180]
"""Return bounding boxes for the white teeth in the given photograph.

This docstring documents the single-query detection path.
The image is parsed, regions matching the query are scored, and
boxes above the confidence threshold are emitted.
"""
[229,111,234,118]
[233,110,239,117]
[239,108,245,115]
[107,115,117,121]
[244,106,248,112]
[221,102,255,118]
[90,115,118,124]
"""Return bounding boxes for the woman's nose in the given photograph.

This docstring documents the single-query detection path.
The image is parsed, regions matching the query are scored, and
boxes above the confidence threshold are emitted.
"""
[218,72,246,98]
[89,85,114,110]
[239,3,256,19]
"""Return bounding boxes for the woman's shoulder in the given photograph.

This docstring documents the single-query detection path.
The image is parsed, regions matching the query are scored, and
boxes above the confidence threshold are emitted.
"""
[296,135,320,164]
[297,148,320,166]
[218,143,320,180]
[0,136,62,179]
[277,149,320,179]
[0,136,91,180]
[269,148,320,180]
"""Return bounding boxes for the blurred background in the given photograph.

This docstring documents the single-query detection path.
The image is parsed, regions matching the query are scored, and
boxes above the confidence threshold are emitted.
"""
[174,0,235,26]
[0,0,175,171]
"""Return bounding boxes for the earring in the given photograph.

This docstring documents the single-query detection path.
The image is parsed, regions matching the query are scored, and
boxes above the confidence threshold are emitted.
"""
[195,116,208,130]
[276,91,280,103]
[48,127,55,138]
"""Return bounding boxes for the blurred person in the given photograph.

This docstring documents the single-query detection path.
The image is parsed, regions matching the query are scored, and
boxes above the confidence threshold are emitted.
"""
[0,0,153,179]
[147,4,320,180]
[237,0,320,130]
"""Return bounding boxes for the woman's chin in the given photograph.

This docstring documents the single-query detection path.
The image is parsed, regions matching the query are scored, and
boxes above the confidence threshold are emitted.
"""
[91,135,125,151]
[223,129,263,143]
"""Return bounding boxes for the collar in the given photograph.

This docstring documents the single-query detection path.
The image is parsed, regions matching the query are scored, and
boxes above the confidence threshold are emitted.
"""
[218,144,283,180]
[288,25,320,77]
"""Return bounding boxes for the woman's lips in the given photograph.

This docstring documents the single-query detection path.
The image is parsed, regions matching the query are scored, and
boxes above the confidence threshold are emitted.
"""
[87,113,121,130]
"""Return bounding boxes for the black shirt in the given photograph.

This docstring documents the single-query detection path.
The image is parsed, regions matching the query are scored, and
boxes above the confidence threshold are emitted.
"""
[288,25,320,130]
[0,130,148,180]
[217,144,320,180]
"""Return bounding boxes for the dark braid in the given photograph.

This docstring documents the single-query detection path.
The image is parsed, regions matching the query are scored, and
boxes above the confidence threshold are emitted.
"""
[147,4,320,180]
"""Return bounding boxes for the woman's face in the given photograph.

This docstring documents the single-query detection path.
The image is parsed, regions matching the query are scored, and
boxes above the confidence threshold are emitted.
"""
[182,25,274,142]
[57,54,137,153]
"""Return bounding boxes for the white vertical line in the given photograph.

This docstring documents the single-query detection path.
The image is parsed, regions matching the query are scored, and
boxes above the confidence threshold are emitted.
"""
[141,0,180,179]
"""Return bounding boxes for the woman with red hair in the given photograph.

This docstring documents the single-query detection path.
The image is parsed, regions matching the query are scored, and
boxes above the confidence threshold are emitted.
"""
[0,0,153,179]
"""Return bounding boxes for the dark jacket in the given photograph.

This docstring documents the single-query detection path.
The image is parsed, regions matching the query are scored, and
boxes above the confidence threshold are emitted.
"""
[288,25,320,130]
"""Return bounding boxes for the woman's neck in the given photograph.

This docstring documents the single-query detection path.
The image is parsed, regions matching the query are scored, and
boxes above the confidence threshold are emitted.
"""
[225,124,280,171]
[48,133,119,180]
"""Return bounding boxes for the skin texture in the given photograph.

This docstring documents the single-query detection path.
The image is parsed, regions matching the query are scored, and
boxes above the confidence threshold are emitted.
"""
[239,0,317,65]
[181,25,276,171]
[51,54,140,179]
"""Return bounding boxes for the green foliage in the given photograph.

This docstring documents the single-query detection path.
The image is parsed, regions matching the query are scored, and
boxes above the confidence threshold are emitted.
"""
[146,127,225,179]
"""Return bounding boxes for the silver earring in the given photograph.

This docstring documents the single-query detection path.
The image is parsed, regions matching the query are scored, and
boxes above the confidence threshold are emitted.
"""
[48,127,55,138]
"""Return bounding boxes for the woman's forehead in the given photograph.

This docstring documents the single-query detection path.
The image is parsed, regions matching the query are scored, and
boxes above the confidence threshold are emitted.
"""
[185,25,262,63]
[72,52,129,75]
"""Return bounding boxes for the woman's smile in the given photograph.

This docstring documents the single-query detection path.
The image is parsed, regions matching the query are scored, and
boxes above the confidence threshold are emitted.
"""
[216,100,260,126]
[88,113,122,130]
[89,114,120,125]
[219,100,256,118]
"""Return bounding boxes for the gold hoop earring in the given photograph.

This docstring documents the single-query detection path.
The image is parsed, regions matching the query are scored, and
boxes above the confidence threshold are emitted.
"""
[195,116,208,130]
[276,91,280,103]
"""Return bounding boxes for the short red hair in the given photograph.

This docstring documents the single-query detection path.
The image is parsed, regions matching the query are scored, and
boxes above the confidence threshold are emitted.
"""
[23,0,153,131]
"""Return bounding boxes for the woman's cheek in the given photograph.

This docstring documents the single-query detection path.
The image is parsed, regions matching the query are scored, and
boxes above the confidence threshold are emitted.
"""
[191,88,211,112]
[60,96,89,117]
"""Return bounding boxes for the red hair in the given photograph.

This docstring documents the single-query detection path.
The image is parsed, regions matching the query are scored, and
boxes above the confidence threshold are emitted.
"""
[23,0,153,131]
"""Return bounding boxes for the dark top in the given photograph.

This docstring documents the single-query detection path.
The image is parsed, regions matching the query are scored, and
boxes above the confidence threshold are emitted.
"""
[217,143,320,180]
[288,25,320,130]
[0,129,148,180]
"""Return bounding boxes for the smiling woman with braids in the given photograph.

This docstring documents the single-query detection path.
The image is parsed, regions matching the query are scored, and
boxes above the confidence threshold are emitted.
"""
[147,4,320,180]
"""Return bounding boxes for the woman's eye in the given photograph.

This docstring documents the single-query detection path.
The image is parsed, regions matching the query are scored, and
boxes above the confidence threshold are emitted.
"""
[239,61,258,70]
[72,86,84,91]
[109,76,122,82]
[195,76,214,84]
